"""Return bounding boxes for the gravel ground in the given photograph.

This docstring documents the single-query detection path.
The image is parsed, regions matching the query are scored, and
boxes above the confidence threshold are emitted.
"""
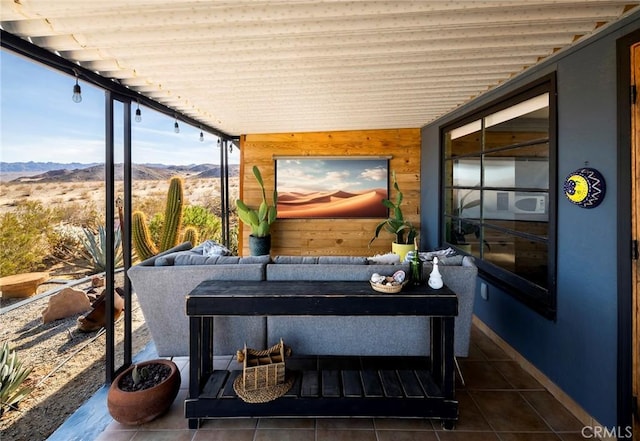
[0,273,151,441]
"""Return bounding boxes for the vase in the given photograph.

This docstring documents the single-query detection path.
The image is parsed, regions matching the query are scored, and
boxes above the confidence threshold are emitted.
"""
[107,359,181,425]
[249,234,271,256]
[392,242,415,262]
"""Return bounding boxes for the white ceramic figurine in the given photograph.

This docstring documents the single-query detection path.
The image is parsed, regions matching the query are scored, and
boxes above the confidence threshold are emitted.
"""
[428,256,444,289]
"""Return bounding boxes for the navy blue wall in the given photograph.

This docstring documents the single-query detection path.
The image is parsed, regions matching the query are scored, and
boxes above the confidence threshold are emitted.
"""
[421,12,640,427]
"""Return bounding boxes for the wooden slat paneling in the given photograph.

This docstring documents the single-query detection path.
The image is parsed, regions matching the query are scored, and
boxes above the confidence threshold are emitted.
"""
[238,128,421,256]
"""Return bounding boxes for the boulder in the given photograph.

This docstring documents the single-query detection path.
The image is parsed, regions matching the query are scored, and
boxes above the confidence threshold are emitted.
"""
[42,288,91,324]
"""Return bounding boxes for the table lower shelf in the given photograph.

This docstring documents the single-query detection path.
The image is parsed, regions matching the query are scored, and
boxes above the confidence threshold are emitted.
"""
[186,356,458,429]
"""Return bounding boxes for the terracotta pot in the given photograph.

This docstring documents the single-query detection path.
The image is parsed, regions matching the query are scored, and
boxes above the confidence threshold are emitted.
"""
[107,359,181,425]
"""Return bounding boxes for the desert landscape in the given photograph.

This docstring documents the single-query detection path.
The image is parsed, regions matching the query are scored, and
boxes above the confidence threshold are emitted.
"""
[277,188,388,218]
[0,163,239,440]
[0,164,239,216]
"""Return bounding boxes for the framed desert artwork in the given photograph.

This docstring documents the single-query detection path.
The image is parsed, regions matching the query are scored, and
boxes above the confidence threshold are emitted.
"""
[275,156,390,219]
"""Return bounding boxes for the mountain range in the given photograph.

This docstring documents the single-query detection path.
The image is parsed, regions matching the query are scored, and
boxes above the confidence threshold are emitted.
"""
[1,162,239,182]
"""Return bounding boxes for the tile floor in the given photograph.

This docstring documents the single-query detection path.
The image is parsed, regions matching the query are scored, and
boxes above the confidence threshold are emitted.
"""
[54,324,595,441]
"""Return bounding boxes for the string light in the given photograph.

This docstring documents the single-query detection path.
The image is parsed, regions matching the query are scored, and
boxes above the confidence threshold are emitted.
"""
[72,74,82,103]
[135,101,142,123]
[174,117,180,133]
[199,131,204,142]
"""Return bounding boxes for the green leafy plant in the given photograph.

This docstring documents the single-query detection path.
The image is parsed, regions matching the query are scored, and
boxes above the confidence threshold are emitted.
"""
[182,205,220,241]
[369,171,417,246]
[78,225,124,272]
[235,166,277,237]
[0,342,34,416]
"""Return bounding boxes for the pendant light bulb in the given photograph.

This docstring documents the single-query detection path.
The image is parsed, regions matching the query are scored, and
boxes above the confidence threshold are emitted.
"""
[72,77,82,103]
[135,102,142,123]
[199,131,204,142]
[174,118,180,133]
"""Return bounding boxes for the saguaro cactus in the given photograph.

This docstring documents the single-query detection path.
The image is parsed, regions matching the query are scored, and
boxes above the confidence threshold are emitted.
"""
[158,176,184,251]
[181,226,199,247]
[132,176,185,261]
[132,211,158,260]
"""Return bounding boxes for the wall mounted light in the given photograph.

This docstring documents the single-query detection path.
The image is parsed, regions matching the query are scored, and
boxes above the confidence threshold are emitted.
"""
[135,101,142,123]
[174,117,180,133]
[72,74,82,103]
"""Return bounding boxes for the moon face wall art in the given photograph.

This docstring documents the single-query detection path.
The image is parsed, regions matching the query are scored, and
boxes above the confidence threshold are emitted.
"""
[563,167,606,209]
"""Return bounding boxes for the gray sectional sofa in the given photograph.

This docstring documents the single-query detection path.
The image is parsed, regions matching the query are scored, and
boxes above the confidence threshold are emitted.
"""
[127,242,478,358]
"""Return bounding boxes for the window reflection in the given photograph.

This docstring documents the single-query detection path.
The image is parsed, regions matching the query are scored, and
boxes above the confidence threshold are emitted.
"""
[442,82,554,315]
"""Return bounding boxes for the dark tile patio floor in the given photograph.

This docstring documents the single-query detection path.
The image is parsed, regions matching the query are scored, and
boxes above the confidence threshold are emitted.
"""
[48,323,595,441]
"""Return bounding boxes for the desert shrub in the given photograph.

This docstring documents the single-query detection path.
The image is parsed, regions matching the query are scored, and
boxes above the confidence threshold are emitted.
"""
[53,201,102,229]
[133,194,166,220]
[143,205,222,245]
[228,225,239,255]
[182,205,221,242]
[147,213,164,245]
[49,223,85,259]
[0,201,55,276]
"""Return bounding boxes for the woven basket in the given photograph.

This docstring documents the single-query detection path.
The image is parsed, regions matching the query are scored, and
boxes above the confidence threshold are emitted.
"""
[370,281,406,294]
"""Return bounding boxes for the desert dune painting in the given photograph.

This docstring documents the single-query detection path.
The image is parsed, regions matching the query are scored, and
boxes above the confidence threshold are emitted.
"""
[276,157,389,218]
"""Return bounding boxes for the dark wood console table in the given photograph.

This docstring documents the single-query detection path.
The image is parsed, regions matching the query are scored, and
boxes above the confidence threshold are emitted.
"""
[185,280,458,429]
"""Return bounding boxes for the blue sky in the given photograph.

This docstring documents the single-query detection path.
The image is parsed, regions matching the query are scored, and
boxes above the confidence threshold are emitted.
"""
[0,49,239,165]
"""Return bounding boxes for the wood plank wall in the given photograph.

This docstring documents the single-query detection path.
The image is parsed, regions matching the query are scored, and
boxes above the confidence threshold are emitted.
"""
[238,129,421,257]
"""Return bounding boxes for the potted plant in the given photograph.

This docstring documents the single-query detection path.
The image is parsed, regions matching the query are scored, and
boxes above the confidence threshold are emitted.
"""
[236,165,278,256]
[107,359,181,425]
[369,171,418,261]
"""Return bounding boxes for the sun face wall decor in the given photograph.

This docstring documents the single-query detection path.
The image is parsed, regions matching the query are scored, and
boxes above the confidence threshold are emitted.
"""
[563,167,606,209]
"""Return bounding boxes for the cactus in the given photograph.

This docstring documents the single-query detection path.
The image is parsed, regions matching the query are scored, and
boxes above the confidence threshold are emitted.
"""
[235,166,277,237]
[181,226,199,246]
[0,342,34,416]
[132,211,159,260]
[158,176,184,251]
[132,176,185,261]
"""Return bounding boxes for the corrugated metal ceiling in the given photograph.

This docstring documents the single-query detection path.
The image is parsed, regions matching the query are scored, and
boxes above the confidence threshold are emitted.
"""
[1,1,639,136]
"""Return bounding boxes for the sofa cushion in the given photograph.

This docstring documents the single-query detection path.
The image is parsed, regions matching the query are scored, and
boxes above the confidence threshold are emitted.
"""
[239,255,273,264]
[139,241,193,267]
[317,256,368,265]
[273,255,368,265]
[438,255,465,266]
[273,256,319,264]
[154,250,198,266]
[267,263,410,281]
[173,254,238,265]
[172,254,271,266]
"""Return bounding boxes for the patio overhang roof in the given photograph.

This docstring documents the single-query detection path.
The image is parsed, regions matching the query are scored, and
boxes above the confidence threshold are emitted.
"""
[1,1,639,136]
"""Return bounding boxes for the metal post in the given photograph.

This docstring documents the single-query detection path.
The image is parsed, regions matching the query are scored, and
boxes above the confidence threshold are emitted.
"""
[223,140,231,247]
[105,91,115,383]
[122,100,133,367]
